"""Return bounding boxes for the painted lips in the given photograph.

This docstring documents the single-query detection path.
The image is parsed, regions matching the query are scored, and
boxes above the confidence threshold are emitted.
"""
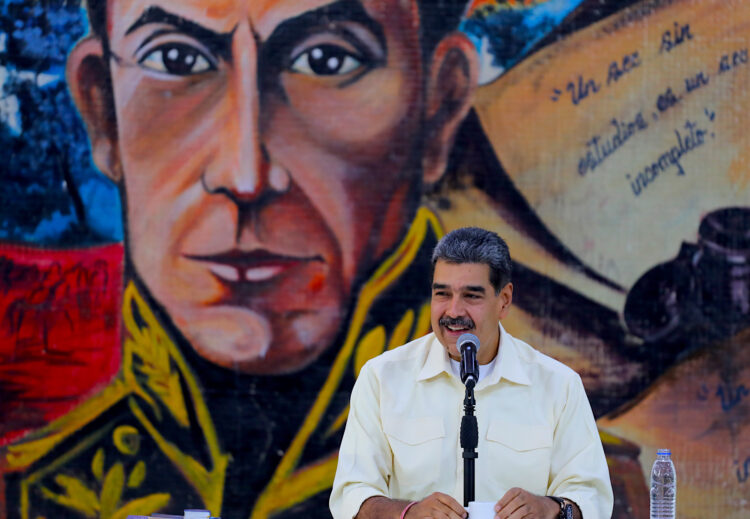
[185,249,320,283]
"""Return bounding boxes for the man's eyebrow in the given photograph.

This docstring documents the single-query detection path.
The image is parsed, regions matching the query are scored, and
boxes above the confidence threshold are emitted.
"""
[125,6,234,57]
[263,0,386,59]
[431,283,486,294]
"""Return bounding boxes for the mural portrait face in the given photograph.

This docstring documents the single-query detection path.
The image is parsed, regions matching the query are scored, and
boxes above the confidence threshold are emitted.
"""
[66,0,477,374]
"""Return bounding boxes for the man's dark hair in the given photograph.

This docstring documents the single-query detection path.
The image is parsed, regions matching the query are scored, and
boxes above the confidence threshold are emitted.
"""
[86,0,470,56]
[432,227,512,294]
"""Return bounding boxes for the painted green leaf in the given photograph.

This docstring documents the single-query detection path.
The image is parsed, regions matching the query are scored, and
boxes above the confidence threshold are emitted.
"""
[127,461,147,488]
[100,463,125,519]
[92,448,105,482]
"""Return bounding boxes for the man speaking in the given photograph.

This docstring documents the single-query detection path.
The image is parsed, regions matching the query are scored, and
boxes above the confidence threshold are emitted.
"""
[330,227,613,519]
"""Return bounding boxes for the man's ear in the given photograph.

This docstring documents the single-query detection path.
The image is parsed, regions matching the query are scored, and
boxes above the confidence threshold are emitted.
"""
[422,32,479,185]
[67,37,122,182]
[498,282,513,320]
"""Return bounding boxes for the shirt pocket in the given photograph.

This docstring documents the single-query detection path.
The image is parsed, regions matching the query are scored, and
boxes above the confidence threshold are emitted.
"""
[383,415,445,493]
[484,420,552,495]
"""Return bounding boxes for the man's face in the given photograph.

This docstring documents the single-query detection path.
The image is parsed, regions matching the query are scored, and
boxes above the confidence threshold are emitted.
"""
[430,260,512,364]
[69,0,476,373]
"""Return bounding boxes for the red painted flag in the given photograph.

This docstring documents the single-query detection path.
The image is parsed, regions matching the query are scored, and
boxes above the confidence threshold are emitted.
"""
[0,242,124,445]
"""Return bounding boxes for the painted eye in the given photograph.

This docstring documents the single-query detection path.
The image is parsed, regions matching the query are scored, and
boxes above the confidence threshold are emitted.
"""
[139,42,214,75]
[290,44,363,76]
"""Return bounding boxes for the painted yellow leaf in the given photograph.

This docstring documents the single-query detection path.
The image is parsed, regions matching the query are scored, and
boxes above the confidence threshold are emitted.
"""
[129,310,189,428]
[127,461,147,488]
[354,326,386,377]
[388,310,414,351]
[92,448,105,482]
[413,303,431,339]
[100,463,125,518]
[111,493,171,519]
[163,371,189,427]
[41,475,100,518]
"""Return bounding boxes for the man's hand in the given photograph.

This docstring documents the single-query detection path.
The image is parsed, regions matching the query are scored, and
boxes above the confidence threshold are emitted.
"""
[493,488,559,519]
[407,492,467,519]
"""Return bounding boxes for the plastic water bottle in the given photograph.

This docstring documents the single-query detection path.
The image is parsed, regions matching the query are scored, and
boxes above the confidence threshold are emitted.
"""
[650,449,676,519]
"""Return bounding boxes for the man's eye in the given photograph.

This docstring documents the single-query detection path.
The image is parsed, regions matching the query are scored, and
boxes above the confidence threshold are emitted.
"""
[290,44,363,76]
[139,43,215,76]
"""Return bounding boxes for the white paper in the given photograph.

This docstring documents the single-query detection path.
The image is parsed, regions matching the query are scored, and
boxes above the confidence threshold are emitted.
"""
[467,501,495,518]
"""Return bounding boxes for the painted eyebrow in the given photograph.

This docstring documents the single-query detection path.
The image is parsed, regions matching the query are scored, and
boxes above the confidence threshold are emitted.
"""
[123,2,385,70]
[125,6,234,59]
[262,0,386,63]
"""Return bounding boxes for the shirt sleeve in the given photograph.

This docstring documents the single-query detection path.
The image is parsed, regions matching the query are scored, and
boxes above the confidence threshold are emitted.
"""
[547,373,614,519]
[329,361,393,519]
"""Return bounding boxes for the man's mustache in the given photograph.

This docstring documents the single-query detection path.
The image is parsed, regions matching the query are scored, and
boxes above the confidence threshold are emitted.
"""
[438,316,475,329]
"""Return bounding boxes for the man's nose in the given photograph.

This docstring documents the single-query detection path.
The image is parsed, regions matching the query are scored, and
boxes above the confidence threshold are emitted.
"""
[201,23,287,204]
[446,295,466,317]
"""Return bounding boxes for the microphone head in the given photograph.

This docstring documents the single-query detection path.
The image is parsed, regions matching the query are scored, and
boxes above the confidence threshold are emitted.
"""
[457,333,480,354]
[458,333,479,388]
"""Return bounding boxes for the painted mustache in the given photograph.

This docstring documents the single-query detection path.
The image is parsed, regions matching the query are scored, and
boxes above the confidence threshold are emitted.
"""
[439,316,475,329]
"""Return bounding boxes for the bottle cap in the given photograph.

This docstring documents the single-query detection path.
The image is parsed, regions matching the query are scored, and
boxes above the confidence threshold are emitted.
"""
[657,448,671,456]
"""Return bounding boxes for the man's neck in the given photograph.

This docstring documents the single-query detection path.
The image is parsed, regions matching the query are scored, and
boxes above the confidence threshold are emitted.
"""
[477,331,501,365]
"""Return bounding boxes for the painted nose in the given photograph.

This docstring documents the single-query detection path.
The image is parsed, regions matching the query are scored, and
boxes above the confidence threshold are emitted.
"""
[201,23,288,203]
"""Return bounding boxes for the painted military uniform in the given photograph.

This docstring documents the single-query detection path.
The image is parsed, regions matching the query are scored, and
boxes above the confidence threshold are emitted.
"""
[2,208,443,519]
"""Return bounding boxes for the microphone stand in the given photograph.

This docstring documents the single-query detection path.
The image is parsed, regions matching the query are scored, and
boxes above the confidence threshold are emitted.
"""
[460,382,477,506]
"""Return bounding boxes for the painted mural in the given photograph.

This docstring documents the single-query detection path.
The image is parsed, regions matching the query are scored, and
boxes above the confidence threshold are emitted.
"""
[0,0,748,518]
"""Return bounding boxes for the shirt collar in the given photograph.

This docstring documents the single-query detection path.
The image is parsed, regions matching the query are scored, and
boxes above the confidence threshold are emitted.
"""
[478,323,531,388]
[416,324,531,387]
[417,333,452,381]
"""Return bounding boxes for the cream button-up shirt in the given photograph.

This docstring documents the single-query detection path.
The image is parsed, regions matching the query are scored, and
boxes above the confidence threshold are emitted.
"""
[330,324,613,519]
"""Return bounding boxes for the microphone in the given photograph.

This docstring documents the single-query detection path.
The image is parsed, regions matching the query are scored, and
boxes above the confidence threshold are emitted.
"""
[457,333,480,389]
